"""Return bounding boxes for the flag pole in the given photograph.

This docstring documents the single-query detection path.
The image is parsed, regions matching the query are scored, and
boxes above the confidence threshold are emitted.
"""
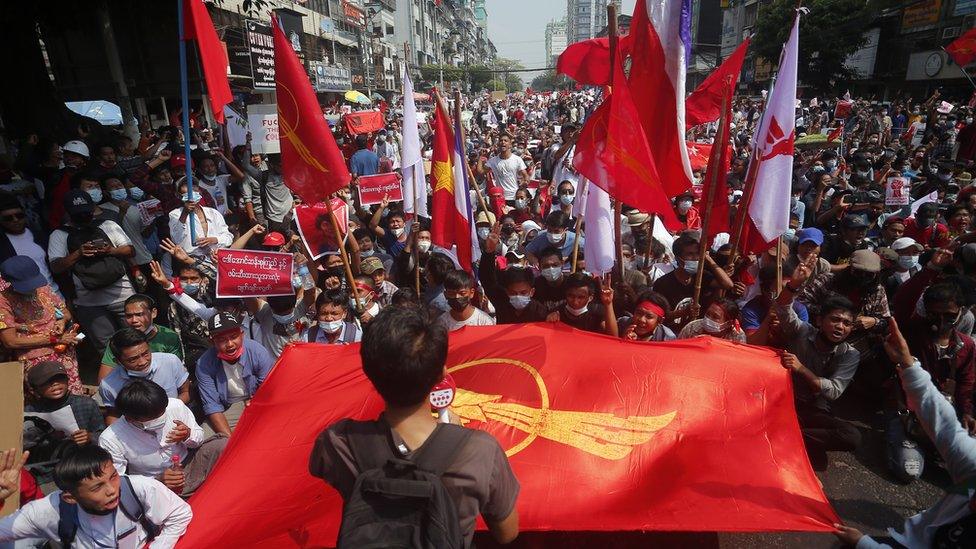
[405,42,422,296]
[177,0,197,243]
[326,196,363,314]
[775,235,784,296]
[693,77,732,312]
[570,179,587,273]
[607,2,624,281]
[942,47,976,90]
[452,88,491,215]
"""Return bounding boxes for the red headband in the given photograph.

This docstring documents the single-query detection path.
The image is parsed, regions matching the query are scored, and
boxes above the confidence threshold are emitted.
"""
[637,301,665,318]
[354,282,375,295]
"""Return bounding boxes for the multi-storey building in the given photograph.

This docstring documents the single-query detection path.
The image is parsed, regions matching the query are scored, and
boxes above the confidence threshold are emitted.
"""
[545,17,568,65]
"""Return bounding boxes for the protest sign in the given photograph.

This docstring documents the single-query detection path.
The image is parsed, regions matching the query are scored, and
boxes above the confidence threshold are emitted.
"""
[0,361,22,517]
[356,173,402,206]
[344,111,385,135]
[247,104,280,154]
[216,249,294,298]
[137,198,164,226]
[885,176,910,206]
[294,199,349,260]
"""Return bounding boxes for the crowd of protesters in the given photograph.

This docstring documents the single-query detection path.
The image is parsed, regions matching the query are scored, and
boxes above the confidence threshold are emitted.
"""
[1,85,976,547]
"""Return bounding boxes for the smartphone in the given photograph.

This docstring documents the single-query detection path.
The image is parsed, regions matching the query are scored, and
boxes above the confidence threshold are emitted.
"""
[87,238,109,248]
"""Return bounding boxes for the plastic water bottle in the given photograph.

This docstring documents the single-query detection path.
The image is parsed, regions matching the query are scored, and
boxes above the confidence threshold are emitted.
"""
[169,454,184,495]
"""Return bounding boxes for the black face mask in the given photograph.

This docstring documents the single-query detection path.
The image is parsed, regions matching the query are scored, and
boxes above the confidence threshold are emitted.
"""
[447,296,471,312]
[70,212,94,225]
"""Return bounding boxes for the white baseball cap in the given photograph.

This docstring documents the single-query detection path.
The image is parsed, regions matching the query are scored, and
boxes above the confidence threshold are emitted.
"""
[891,237,923,254]
[62,140,90,158]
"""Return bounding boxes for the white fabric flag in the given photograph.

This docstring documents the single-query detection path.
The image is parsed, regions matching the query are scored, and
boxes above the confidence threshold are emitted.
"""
[571,178,589,219]
[748,12,800,242]
[652,214,676,262]
[401,68,428,218]
[910,191,939,218]
[487,105,499,128]
[583,183,615,275]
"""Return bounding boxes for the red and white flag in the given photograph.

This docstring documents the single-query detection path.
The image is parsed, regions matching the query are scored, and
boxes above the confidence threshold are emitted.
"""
[182,0,232,123]
[741,12,801,254]
[827,121,844,143]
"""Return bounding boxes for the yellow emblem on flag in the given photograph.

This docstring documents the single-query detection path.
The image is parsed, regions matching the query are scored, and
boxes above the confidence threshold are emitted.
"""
[431,160,454,194]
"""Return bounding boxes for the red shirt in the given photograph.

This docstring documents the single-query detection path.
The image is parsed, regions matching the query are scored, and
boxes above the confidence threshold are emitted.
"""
[903,218,950,248]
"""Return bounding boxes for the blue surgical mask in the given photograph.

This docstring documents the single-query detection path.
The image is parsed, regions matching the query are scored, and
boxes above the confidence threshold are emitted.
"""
[129,187,145,200]
[477,227,491,240]
[559,194,574,206]
[126,368,153,379]
[784,228,797,240]
[109,188,129,201]
[182,282,200,295]
[318,319,344,333]
[272,312,294,324]
[541,266,562,281]
[360,249,375,258]
[509,295,532,310]
[86,188,103,203]
[515,198,529,209]
[682,260,699,275]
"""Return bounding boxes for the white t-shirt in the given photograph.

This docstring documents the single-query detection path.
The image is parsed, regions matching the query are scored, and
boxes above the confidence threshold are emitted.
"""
[222,360,248,402]
[47,220,134,307]
[7,229,57,289]
[195,174,232,214]
[99,398,204,478]
[551,145,580,193]
[437,307,495,332]
[0,474,192,549]
[486,155,527,199]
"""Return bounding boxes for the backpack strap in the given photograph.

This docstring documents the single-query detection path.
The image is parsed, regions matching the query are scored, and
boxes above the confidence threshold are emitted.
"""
[118,475,161,542]
[342,321,357,343]
[58,496,79,548]
[413,424,473,477]
[345,420,399,472]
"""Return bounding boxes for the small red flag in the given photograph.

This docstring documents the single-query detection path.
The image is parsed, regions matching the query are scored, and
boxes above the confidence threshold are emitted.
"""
[946,28,976,68]
[573,54,680,230]
[182,0,232,124]
[827,121,844,143]
[700,81,734,235]
[272,14,350,203]
[685,38,749,129]
[556,35,632,86]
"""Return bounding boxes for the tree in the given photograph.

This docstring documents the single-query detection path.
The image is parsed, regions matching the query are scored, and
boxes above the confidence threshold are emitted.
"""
[751,0,899,92]
[530,70,571,92]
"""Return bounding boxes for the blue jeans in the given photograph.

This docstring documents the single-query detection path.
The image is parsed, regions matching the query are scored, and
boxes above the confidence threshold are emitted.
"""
[884,410,925,483]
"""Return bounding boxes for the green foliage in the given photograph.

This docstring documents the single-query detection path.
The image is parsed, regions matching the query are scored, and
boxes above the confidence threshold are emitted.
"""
[751,0,899,92]
[530,70,572,92]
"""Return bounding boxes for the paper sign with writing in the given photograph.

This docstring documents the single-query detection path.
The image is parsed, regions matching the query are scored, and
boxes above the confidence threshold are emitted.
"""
[216,249,294,298]
[356,173,402,206]
[137,199,164,227]
[294,199,349,260]
[885,176,910,206]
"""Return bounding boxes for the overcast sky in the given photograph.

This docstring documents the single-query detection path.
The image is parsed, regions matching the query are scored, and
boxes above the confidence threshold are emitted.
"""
[486,0,636,81]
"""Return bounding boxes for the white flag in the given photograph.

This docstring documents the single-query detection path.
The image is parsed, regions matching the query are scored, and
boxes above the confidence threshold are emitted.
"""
[487,105,499,128]
[401,68,427,218]
[583,183,614,275]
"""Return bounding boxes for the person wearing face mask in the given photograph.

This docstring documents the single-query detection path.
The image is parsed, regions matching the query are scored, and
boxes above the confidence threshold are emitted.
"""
[478,228,548,324]
[903,202,951,249]
[194,151,246,216]
[525,211,581,260]
[99,294,183,382]
[242,153,294,235]
[252,283,318,359]
[475,210,496,245]
[195,312,274,436]
[532,247,569,312]
[881,238,923,300]
[99,328,191,423]
[509,187,536,224]
[354,228,394,273]
[673,191,701,231]
[303,289,362,345]
[677,299,745,342]
[48,189,137,360]
[99,175,154,281]
[652,233,735,331]
[168,179,233,259]
[148,250,216,373]
[545,273,618,336]
[436,270,495,331]
[552,180,577,219]
[369,196,409,259]
[99,379,227,497]
[821,214,873,268]
[360,256,398,307]
[349,276,383,325]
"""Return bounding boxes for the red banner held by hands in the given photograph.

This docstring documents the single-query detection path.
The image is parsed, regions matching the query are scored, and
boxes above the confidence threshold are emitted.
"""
[215,249,294,298]
[344,111,386,135]
[356,173,403,206]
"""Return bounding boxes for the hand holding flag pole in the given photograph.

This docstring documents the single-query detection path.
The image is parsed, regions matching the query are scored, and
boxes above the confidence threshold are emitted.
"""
[176,0,197,243]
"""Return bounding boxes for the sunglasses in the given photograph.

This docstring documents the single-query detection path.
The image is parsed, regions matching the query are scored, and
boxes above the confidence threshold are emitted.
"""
[0,212,25,222]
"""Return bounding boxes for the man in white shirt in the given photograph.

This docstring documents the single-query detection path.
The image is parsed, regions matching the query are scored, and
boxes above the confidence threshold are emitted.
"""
[550,124,580,194]
[478,134,528,201]
[0,445,192,549]
[48,190,136,358]
[194,151,246,215]
[0,197,58,292]
[100,379,226,496]
[168,180,233,259]
[437,270,495,331]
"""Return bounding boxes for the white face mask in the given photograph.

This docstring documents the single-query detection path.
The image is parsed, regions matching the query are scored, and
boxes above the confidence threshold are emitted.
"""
[272,312,294,325]
[417,240,432,253]
[392,227,405,237]
[132,414,168,432]
[566,303,588,316]
[677,200,693,214]
[477,227,491,240]
[702,317,728,334]
[546,231,565,244]
[541,266,562,281]
[559,194,574,206]
[318,319,344,333]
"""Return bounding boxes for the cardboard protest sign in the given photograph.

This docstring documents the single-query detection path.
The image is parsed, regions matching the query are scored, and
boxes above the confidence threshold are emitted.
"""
[357,173,402,206]
[137,198,164,226]
[294,198,349,260]
[216,249,294,298]
[885,176,910,206]
[0,361,22,517]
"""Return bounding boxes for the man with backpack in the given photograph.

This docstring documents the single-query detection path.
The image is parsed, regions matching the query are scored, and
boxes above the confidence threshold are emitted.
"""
[0,444,192,548]
[309,305,520,548]
[48,189,135,358]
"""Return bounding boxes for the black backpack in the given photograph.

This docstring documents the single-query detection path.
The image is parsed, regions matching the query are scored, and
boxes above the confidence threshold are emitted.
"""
[336,420,472,549]
[61,222,128,290]
[58,475,160,547]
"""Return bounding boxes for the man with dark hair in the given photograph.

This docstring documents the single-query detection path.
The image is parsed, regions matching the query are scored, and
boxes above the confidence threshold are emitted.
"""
[99,328,190,418]
[776,258,862,469]
[0,444,192,547]
[547,273,617,336]
[303,289,362,345]
[652,232,734,331]
[532,246,568,312]
[309,306,519,547]
[99,294,183,381]
[349,134,379,177]
[243,153,294,235]
[422,253,457,314]
[196,313,275,436]
[99,379,225,496]
[741,263,808,345]
[478,233,548,323]
[0,196,54,290]
[525,210,581,260]
[437,270,495,331]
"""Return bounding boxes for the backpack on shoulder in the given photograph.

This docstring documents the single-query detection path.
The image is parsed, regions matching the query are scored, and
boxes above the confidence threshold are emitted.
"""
[61,223,128,290]
[57,475,160,548]
[337,421,472,549]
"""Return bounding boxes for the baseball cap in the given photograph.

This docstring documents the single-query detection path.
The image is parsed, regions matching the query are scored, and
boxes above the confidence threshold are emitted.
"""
[207,312,243,335]
[626,211,650,227]
[850,249,881,273]
[883,216,906,227]
[890,237,923,254]
[0,256,47,293]
[63,189,95,215]
[842,214,869,229]
[27,361,68,388]
[796,227,824,246]
[262,232,285,246]
[360,256,384,274]
[62,140,90,158]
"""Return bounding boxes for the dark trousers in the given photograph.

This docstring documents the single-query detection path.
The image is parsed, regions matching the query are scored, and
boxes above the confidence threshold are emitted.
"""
[797,406,861,470]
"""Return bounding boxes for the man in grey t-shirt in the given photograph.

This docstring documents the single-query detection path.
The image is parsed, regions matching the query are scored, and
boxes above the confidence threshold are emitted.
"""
[243,154,294,235]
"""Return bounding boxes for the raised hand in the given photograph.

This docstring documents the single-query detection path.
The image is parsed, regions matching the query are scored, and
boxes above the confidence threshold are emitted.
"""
[159,238,192,264]
[0,448,29,502]
[882,318,914,370]
[148,260,173,289]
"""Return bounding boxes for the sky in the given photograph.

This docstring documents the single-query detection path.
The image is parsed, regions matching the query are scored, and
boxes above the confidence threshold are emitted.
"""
[486,0,636,83]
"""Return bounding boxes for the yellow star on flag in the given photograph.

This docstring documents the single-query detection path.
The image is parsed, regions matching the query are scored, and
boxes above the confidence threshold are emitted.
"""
[431,160,455,194]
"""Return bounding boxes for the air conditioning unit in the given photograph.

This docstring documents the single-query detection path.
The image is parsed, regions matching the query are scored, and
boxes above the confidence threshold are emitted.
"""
[944,26,961,39]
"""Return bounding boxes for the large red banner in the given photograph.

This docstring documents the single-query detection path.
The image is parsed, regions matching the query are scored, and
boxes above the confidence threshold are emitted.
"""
[343,110,385,135]
[215,248,294,298]
[177,325,837,548]
[356,172,402,206]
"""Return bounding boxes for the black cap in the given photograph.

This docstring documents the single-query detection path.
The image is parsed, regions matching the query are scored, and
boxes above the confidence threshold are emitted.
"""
[207,312,242,335]
[27,361,68,388]
[841,214,869,229]
[63,189,95,215]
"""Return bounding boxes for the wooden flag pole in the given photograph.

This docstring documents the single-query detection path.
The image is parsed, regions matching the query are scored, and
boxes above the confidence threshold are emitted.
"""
[325,196,363,314]
[453,88,491,215]
[606,3,624,281]
[692,78,732,312]
[775,235,784,296]
[405,42,422,296]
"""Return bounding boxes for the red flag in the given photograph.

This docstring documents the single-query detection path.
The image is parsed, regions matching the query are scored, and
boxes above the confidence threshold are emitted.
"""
[182,0,232,124]
[176,326,838,548]
[343,110,385,135]
[272,14,350,203]
[700,81,734,235]
[946,28,976,67]
[685,141,731,171]
[827,121,844,142]
[685,38,749,129]
[573,55,680,230]
[429,92,476,271]
[555,36,632,86]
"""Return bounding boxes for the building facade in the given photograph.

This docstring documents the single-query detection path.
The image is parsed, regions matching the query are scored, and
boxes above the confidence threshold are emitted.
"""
[567,0,620,44]
[545,17,568,65]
